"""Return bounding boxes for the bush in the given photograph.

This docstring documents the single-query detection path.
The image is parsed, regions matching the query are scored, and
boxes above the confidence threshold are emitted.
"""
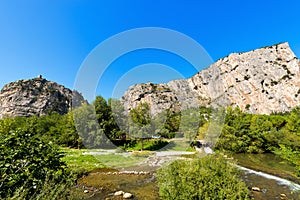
[0,130,72,199]
[7,175,79,200]
[156,155,250,200]
[123,139,169,151]
[143,139,169,150]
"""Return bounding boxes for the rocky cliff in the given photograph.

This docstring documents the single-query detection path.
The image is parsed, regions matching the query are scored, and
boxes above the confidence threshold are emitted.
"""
[0,77,85,119]
[121,42,300,115]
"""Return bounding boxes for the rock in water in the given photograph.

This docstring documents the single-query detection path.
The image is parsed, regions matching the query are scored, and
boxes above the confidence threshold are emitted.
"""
[0,77,85,119]
[121,42,300,115]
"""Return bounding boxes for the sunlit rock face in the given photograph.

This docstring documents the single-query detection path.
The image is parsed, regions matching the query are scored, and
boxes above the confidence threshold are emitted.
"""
[121,42,300,115]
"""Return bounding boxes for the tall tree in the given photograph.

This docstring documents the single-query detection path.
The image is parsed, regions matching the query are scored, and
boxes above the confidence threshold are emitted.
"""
[93,96,122,140]
[129,102,152,150]
[73,103,111,148]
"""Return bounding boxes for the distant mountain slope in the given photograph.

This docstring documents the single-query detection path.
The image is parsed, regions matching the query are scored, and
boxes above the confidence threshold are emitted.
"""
[121,42,300,115]
[0,76,85,119]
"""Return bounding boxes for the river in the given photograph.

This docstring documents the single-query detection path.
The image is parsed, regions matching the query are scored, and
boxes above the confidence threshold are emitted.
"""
[233,153,300,199]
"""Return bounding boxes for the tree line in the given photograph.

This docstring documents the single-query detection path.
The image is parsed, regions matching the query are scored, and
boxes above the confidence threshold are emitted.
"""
[1,96,299,153]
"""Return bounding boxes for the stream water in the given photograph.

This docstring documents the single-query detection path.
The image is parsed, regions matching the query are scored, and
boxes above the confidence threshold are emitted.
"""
[237,165,300,199]
[233,153,300,199]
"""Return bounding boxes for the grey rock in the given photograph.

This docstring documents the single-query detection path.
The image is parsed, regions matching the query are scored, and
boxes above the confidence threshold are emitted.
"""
[0,77,85,119]
[123,192,133,199]
[114,190,124,196]
[121,42,300,115]
[251,187,261,192]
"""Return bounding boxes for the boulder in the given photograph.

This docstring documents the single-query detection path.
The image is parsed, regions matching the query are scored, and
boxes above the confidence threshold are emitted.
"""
[251,187,261,192]
[123,192,133,199]
[114,190,124,196]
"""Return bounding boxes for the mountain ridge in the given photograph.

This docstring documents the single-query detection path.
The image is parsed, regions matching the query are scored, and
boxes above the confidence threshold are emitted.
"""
[121,42,300,115]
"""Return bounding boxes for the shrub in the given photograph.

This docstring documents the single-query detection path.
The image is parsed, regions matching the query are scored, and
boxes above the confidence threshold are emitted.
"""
[0,130,72,199]
[123,139,169,151]
[156,155,250,200]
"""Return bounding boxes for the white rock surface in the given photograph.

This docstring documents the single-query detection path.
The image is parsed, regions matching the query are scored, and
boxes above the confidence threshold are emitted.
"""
[121,42,300,115]
[114,190,125,196]
[123,192,133,199]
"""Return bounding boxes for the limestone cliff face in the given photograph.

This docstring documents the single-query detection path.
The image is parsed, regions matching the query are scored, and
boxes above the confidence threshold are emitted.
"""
[121,42,300,115]
[0,77,85,119]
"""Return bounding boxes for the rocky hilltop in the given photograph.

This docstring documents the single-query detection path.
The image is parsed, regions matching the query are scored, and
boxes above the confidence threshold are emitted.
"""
[121,42,300,115]
[0,76,85,119]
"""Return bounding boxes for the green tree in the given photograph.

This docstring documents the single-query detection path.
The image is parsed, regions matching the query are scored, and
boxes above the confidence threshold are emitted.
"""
[73,104,111,148]
[180,108,200,141]
[107,98,126,139]
[93,96,111,122]
[129,102,152,150]
[273,145,300,177]
[129,102,151,127]
[162,110,181,138]
[93,96,125,140]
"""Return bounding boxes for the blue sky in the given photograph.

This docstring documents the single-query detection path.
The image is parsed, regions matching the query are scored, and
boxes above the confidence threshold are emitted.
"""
[1,0,300,101]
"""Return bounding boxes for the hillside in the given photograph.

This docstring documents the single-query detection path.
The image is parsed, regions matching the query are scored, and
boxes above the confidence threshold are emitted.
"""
[0,76,85,119]
[121,42,300,115]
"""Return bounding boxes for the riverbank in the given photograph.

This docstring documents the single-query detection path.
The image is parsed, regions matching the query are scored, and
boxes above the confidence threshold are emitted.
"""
[63,148,300,199]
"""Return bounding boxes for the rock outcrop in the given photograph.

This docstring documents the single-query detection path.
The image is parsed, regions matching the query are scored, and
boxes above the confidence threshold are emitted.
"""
[0,77,85,119]
[121,42,300,115]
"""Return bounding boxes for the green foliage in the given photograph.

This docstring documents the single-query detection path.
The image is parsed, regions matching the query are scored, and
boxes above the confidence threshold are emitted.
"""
[61,148,104,174]
[73,103,111,148]
[129,102,153,150]
[0,96,128,150]
[216,107,300,153]
[93,96,125,140]
[180,108,201,141]
[273,145,300,177]
[124,139,169,151]
[163,111,180,136]
[155,107,211,140]
[109,98,128,139]
[61,148,145,170]
[153,110,180,139]
[157,155,250,199]
[7,175,81,200]
[129,102,151,127]
[0,130,71,199]
[0,112,79,148]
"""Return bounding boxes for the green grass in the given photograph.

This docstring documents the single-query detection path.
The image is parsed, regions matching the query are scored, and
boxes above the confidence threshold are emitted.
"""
[93,154,146,168]
[60,148,147,173]
[60,148,105,174]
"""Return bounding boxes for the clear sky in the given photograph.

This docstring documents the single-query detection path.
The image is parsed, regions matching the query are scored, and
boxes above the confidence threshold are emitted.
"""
[1,0,300,101]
